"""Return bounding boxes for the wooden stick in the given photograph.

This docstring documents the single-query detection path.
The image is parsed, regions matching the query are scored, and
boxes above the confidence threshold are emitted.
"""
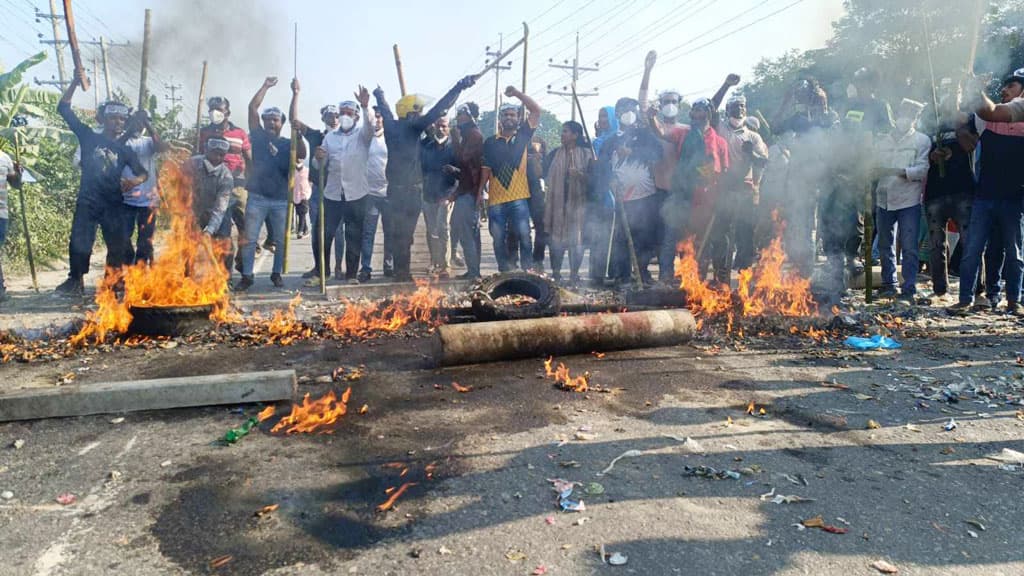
[138,9,151,110]
[283,23,297,274]
[393,44,407,97]
[195,61,208,152]
[61,0,89,91]
[318,165,326,293]
[521,22,528,93]
[11,131,38,292]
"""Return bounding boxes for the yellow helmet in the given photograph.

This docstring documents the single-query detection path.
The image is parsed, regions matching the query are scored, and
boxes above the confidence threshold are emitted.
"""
[396,94,428,118]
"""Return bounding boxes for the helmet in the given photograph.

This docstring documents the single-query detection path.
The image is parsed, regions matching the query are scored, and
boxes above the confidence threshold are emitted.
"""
[396,94,428,118]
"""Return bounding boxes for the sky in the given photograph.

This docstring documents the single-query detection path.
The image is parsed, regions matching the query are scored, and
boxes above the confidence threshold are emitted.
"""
[0,0,846,131]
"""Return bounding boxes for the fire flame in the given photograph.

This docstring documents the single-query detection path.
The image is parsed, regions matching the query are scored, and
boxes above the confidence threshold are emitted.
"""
[70,152,232,347]
[674,216,817,332]
[323,281,443,338]
[544,356,589,392]
[270,388,351,434]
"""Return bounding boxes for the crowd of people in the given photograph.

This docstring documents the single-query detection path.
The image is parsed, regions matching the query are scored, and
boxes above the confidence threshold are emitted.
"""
[3,55,1023,315]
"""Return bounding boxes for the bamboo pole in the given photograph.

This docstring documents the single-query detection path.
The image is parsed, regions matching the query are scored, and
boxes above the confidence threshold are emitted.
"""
[195,61,208,152]
[11,130,38,292]
[137,9,151,110]
[393,44,407,97]
[283,23,297,274]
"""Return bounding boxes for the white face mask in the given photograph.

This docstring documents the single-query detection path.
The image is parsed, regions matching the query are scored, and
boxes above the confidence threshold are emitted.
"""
[338,115,356,131]
[619,111,637,127]
[661,104,679,119]
[846,84,858,99]
[895,117,913,133]
[209,110,226,125]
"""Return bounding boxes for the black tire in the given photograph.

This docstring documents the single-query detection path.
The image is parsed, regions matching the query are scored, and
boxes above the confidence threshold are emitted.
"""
[128,305,214,337]
[470,272,561,321]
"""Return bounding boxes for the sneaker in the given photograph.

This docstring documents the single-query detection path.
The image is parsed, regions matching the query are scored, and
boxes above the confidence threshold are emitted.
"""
[974,294,992,310]
[54,277,84,297]
[876,285,898,298]
[233,275,254,292]
[303,277,322,288]
[451,255,466,268]
[383,265,394,278]
[263,240,276,252]
[270,273,284,288]
[357,271,371,283]
[301,268,322,279]
[1007,302,1024,317]
[947,301,971,315]
[334,268,345,281]
[897,292,916,304]
[457,272,481,281]
[347,277,360,285]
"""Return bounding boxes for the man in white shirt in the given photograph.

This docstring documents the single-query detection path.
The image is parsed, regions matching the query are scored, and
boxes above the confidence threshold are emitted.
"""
[359,108,390,283]
[874,98,930,301]
[0,149,22,300]
[311,88,374,284]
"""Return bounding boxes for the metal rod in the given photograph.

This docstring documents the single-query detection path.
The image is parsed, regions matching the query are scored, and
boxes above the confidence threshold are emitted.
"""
[195,61,208,152]
[137,8,151,110]
[393,44,407,97]
[521,22,528,93]
[473,26,528,80]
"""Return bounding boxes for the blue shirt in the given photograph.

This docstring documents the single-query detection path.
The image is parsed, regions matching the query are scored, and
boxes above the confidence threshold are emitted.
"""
[247,128,291,201]
[59,101,147,203]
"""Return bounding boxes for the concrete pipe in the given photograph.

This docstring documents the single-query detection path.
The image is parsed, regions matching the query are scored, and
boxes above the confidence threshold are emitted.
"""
[433,309,696,367]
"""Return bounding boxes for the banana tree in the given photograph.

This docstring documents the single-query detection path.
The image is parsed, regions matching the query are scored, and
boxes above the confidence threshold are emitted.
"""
[0,51,75,168]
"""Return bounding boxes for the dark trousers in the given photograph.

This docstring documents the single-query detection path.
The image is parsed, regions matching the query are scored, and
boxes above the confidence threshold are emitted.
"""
[586,202,613,281]
[69,195,129,279]
[612,195,659,282]
[320,196,366,279]
[125,205,157,265]
[389,184,422,279]
[959,197,1024,305]
[361,195,393,274]
[294,199,309,236]
[710,185,756,285]
[819,183,865,292]
[926,193,973,296]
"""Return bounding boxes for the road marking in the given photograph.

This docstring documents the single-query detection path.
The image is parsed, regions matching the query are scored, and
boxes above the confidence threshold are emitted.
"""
[76,441,101,456]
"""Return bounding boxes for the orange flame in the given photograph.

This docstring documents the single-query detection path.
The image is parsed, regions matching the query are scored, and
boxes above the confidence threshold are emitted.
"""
[544,356,589,392]
[70,153,232,346]
[257,405,276,422]
[376,481,417,512]
[323,281,443,338]
[674,215,816,332]
[270,388,351,434]
[245,295,313,346]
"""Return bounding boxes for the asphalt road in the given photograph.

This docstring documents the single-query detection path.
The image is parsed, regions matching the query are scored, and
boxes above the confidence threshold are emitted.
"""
[1,299,1023,576]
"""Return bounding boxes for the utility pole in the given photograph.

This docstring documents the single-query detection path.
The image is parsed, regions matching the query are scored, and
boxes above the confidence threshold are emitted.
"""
[164,81,183,108]
[546,32,599,121]
[91,55,99,108]
[37,35,129,95]
[36,0,68,88]
[485,34,513,134]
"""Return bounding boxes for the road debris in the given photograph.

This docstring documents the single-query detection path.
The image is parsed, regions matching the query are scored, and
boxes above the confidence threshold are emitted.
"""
[597,449,645,476]
[608,552,628,566]
[209,555,233,569]
[450,381,473,393]
[943,418,957,431]
[844,335,901,350]
[56,492,76,505]
[866,419,881,429]
[801,515,848,534]
[12,438,24,449]
[377,481,417,512]
[965,519,986,532]
[254,504,279,518]
[683,465,742,480]
[987,448,1024,465]
[871,559,899,574]
[504,549,527,562]
[1,490,13,500]
[531,565,548,575]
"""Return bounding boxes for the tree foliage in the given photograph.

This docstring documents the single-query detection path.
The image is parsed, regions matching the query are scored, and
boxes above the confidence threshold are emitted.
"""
[476,107,564,150]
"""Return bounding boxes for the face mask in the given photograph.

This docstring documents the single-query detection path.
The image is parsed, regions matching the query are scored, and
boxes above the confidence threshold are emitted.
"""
[728,117,744,129]
[661,104,679,119]
[209,110,226,125]
[338,116,356,131]
[895,117,913,133]
[846,84,858,99]
[619,111,637,127]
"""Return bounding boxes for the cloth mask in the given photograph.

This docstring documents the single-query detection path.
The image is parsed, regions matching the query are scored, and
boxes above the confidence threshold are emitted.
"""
[619,111,637,126]
[209,110,226,125]
[661,104,679,118]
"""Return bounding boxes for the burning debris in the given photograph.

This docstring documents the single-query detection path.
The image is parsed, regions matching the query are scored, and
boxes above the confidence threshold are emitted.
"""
[544,357,590,393]
[270,388,351,435]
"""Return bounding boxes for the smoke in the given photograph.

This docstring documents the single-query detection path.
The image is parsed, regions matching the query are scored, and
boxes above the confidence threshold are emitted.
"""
[115,1,287,121]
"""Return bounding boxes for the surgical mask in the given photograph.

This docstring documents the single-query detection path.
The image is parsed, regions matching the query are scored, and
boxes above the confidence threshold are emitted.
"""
[895,117,913,133]
[619,111,637,127]
[846,84,858,99]
[661,104,679,119]
[209,110,226,124]
[338,116,356,131]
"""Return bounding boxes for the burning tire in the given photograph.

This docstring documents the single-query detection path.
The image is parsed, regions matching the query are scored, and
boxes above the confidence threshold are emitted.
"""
[128,305,214,337]
[470,272,561,321]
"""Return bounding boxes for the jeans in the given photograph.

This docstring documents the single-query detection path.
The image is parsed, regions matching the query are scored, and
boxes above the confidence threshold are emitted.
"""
[68,194,130,279]
[587,202,614,282]
[820,181,865,292]
[959,197,1024,305]
[125,205,157,265]
[361,195,392,274]
[422,199,451,269]
[876,204,921,295]
[488,199,533,272]
[710,185,756,285]
[241,193,287,276]
[450,194,482,277]
[925,194,973,296]
[658,194,689,283]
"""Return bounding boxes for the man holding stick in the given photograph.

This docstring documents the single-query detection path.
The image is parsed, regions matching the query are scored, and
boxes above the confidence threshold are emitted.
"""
[236,77,305,292]
[56,72,149,297]
[373,74,477,282]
